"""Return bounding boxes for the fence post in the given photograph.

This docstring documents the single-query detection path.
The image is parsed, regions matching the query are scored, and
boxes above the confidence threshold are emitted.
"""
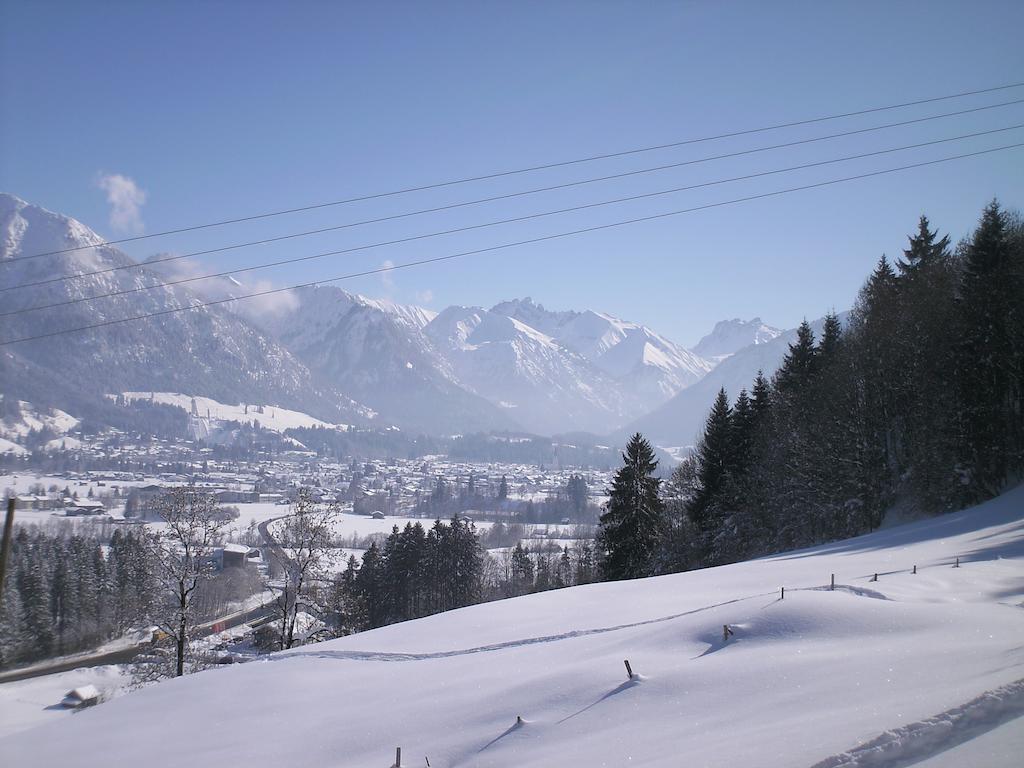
[781,586,785,600]
[912,565,917,575]
[394,747,401,768]
[871,573,878,582]
[624,659,633,680]
[830,573,835,591]
[954,557,960,568]
[516,716,524,726]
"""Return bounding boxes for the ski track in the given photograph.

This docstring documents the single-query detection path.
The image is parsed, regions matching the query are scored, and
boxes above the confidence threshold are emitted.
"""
[272,591,778,664]
[274,579,906,666]
[808,678,1024,768]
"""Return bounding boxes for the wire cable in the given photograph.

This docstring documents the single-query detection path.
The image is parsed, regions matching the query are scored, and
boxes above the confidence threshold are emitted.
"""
[4,124,1021,317]
[8,96,1022,293]
[2,141,1020,346]
[7,80,1024,263]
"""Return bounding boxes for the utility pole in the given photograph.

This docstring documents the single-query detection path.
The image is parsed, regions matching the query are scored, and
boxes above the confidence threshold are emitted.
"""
[0,497,15,604]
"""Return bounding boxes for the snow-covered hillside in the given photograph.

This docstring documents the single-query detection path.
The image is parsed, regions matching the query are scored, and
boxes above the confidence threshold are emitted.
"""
[115,392,356,432]
[6,484,1023,767]
[0,397,78,440]
[256,285,516,435]
[0,194,369,427]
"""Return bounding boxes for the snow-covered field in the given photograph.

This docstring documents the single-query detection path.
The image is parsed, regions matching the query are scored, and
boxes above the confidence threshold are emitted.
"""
[4,485,1024,767]
[0,665,129,741]
[116,392,350,433]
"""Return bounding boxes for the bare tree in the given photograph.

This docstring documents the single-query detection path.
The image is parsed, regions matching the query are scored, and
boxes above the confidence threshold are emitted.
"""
[268,489,337,649]
[149,486,230,677]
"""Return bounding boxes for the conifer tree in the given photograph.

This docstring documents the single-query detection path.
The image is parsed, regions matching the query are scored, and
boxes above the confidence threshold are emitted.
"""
[688,390,733,530]
[775,321,817,397]
[898,215,951,275]
[955,201,1021,496]
[597,433,665,580]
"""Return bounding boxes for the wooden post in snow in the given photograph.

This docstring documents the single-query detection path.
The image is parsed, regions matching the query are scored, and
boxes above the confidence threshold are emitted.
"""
[624,659,634,680]
[780,586,785,600]
[871,573,878,582]
[394,747,401,768]
[516,716,524,726]
[912,565,917,575]
[830,574,835,591]
[954,557,960,568]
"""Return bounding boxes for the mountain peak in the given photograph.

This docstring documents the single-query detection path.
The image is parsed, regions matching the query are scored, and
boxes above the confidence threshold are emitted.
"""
[691,317,782,361]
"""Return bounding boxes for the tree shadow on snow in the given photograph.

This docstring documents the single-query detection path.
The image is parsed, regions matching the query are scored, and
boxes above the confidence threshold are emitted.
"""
[557,678,642,724]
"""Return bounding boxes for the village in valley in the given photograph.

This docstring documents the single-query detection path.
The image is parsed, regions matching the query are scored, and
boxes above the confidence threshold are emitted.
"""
[0,395,613,731]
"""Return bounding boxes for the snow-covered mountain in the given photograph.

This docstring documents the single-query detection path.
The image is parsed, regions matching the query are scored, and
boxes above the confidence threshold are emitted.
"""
[8,482,1023,767]
[422,299,712,435]
[0,194,370,427]
[493,298,714,402]
[628,312,849,449]
[691,316,782,363]
[423,304,619,435]
[255,290,714,437]
[254,285,517,435]
[0,195,762,438]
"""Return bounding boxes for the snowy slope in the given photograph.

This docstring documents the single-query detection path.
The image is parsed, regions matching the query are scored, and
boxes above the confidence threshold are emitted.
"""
[6,484,1023,767]
[116,392,354,432]
[257,285,517,435]
[0,397,78,440]
[0,194,369,427]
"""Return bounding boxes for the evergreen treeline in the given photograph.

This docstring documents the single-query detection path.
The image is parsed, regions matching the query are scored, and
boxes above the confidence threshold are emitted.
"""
[664,202,1024,569]
[327,518,599,634]
[329,518,483,632]
[502,540,596,596]
[0,528,154,668]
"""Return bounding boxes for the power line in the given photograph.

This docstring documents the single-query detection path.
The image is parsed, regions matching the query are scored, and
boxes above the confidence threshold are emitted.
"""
[5,124,1020,318]
[8,97,1022,294]
[8,79,1024,263]
[3,141,1020,347]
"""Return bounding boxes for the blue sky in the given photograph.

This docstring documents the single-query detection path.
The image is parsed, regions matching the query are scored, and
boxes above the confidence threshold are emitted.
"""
[2,0,1022,346]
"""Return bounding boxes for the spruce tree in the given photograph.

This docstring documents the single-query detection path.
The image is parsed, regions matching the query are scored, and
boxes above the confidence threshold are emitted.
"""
[898,215,950,275]
[955,201,1020,496]
[775,320,817,397]
[596,433,665,580]
[688,390,733,530]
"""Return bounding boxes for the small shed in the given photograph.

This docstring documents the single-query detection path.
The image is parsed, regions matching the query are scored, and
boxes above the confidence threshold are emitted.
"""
[221,543,251,568]
[61,685,100,709]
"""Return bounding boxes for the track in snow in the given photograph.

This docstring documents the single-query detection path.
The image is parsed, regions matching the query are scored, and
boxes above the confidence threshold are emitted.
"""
[273,590,779,664]
[808,678,1024,768]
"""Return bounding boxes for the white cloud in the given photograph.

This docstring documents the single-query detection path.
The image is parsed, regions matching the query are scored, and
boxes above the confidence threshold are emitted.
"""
[145,255,298,319]
[95,172,147,235]
[380,259,396,293]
